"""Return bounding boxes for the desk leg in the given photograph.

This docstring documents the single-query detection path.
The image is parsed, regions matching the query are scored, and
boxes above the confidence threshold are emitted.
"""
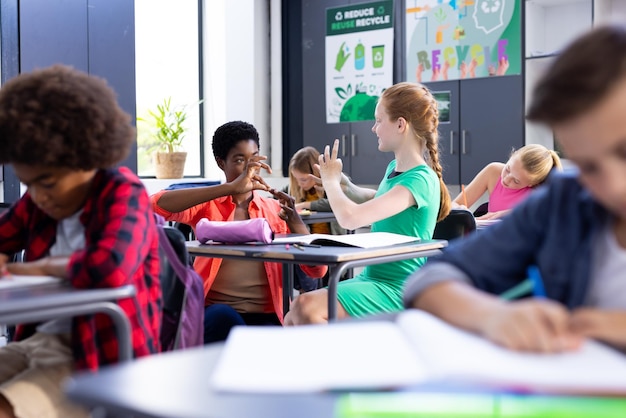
[327,265,350,323]
[282,264,295,318]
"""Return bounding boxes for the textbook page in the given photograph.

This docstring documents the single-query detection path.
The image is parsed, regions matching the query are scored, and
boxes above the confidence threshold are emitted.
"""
[0,275,62,290]
[211,321,427,393]
[397,310,626,394]
[272,232,419,248]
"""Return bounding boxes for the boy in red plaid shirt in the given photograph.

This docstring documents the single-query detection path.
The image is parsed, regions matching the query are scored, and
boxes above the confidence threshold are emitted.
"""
[0,65,161,418]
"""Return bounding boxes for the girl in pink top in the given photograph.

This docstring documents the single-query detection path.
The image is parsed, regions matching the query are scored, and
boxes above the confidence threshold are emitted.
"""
[453,144,562,219]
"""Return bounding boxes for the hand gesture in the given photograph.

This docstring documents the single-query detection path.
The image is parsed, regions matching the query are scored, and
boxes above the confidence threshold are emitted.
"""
[468,58,477,78]
[230,155,272,195]
[318,139,344,185]
[460,61,468,79]
[270,189,308,234]
[482,299,582,353]
[431,65,440,82]
[441,60,450,80]
[416,63,424,83]
[496,57,509,76]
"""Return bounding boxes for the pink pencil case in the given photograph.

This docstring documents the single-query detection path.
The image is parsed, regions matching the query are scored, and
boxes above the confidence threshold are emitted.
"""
[195,218,274,244]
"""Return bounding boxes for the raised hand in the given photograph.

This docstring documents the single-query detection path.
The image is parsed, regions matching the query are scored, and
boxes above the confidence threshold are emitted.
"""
[496,57,509,76]
[416,63,424,83]
[318,139,344,185]
[468,58,478,78]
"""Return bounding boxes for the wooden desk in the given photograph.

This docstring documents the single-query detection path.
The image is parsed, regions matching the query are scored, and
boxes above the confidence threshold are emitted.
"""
[0,283,135,361]
[186,239,446,320]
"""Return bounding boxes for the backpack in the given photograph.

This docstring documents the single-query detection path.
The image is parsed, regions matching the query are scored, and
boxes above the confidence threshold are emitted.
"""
[155,215,205,350]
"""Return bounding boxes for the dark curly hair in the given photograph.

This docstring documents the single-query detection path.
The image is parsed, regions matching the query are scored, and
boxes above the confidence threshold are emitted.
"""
[212,120,260,161]
[0,64,135,169]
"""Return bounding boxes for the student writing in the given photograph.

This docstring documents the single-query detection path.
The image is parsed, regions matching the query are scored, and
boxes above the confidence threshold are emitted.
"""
[404,25,626,353]
[454,144,562,220]
[0,65,162,418]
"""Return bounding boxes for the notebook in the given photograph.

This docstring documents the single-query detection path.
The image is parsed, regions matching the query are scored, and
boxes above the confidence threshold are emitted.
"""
[0,274,62,290]
[211,310,626,395]
[271,232,419,248]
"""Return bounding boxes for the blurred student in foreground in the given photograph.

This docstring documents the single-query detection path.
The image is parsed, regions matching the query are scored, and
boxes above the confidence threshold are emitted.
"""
[404,25,626,353]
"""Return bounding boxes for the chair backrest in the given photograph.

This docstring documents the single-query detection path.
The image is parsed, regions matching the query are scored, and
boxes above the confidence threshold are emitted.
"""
[473,202,489,218]
[174,222,195,241]
[433,209,477,241]
[156,220,205,351]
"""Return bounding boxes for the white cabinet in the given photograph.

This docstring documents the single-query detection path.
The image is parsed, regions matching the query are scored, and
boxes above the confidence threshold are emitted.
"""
[524,0,626,148]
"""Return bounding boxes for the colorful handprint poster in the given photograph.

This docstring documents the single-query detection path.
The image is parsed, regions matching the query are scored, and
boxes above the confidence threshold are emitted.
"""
[405,0,521,82]
[326,0,394,123]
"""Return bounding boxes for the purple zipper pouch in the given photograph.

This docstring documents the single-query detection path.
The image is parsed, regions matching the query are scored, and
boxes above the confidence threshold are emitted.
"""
[195,218,274,244]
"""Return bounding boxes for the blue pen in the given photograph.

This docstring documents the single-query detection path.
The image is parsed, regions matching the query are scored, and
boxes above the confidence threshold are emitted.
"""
[527,265,546,298]
[499,265,546,300]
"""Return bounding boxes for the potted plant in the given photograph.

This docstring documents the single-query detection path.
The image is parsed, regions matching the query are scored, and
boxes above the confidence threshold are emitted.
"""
[143,97,188,179]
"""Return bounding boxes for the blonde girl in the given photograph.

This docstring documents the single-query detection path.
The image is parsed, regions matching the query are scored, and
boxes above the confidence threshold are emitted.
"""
[454,144,562,220]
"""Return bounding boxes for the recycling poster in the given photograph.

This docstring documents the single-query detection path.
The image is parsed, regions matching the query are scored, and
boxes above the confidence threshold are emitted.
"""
[325,0,394,123]
[405,0,521,82]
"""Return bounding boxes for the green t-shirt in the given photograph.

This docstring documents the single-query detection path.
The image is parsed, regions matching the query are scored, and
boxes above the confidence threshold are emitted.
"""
[362,160,440,282]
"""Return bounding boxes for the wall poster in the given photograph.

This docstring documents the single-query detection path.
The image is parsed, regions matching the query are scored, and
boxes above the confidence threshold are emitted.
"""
[405,0,521,83]
[326,0,394,123]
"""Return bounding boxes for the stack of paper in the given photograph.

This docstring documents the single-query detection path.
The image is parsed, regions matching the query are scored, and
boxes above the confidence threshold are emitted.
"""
[211,310,626,395]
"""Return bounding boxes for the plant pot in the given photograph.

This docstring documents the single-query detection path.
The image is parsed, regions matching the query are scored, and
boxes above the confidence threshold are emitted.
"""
[154,151,187,179]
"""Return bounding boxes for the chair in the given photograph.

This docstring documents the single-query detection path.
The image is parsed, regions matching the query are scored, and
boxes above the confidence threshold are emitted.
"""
[473,202,489,218]
[433,209,476,241]
[174,222,195,241]
[159,225,194,351]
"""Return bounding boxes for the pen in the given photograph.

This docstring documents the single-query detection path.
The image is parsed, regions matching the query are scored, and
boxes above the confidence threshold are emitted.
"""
[527,265,546,298]
[292,244,306,251]
[499,266,546,300]
[461,184,468,208]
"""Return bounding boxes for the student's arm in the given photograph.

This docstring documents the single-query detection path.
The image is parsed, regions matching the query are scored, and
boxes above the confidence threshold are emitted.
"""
[412,280,581,353]
[156,155,272,212]
[453,162,503,208]
[319,140,413,230]
[570,308,626,350]
[7,256,70,278]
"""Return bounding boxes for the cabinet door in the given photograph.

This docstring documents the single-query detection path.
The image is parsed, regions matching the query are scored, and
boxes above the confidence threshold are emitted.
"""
[347,121,393,185]
[459,76,524,185]
[423,81,461,185]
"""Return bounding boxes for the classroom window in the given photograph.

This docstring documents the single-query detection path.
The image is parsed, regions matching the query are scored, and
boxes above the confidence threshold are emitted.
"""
[135,0,203,178]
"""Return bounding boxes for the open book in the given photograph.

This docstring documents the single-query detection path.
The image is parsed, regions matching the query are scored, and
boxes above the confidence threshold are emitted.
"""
[211,310,626,395]
[0,274,62,290]
[271,232,419,248]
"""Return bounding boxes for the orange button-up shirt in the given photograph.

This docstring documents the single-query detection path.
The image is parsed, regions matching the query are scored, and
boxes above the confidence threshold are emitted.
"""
[151,190,327,321]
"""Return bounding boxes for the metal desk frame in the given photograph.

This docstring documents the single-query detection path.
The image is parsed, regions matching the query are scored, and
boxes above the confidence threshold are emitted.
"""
[0,283,135,361]
[186,239,446,321]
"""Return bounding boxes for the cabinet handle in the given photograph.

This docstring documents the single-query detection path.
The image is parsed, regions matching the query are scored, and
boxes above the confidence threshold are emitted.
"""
[341,134,346,157]
[351,134,356,157]
[461,130,467,155]
[449,131,454,155]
